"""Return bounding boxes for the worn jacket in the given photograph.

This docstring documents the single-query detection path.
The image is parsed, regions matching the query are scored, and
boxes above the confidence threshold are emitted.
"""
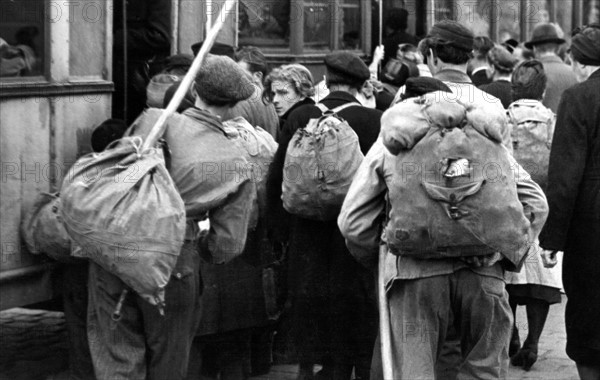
[538,55,578,113]
[131,108,257,264]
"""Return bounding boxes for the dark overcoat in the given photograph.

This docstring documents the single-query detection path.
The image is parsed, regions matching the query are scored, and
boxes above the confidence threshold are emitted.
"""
[266,91,381,366]
[539,69,600,358]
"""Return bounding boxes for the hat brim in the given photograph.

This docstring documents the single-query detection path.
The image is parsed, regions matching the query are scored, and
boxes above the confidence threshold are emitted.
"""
[524,37,565,50]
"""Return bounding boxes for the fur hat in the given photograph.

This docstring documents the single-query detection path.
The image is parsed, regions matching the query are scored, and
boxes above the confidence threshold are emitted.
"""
[194,55,254,105]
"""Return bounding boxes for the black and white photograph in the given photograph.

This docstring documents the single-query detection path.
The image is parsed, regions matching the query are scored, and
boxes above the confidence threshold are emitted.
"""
[1,0,599,379]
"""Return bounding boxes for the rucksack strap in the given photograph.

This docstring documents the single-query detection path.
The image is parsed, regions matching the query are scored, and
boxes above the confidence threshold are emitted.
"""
[316,102,362,115]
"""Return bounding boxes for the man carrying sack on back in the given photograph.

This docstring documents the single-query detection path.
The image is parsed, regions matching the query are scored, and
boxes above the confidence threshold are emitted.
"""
[86,55,257,380]
[338,21,550,380]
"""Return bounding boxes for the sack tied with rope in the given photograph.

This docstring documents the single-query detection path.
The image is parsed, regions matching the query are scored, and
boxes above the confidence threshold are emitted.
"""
[60,134,186,311]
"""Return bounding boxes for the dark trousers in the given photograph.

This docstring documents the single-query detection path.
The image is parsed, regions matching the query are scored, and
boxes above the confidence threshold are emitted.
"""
[87,242,202,380]
[62,262,95,380]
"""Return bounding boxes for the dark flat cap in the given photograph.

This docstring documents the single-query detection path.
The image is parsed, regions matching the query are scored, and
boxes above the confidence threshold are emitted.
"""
[324,52,370,85]
[91,119,128,152]
[401,77,451,100]
[488,45,518,72]
[428,20,474,52]
[525,24,565,49]
[194,55,254,105]
[191,41,235,59]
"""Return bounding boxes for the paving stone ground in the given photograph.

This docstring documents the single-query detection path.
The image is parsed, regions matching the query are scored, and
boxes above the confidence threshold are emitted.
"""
[252,295,579,380]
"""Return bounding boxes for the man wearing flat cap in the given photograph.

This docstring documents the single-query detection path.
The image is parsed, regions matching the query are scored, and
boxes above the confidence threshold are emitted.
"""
[480,45,519,108]
[266,51,381,379]
[341,20,548,380]
[526,23,578,112]
[540,23,600,380]
[87,55,258,380]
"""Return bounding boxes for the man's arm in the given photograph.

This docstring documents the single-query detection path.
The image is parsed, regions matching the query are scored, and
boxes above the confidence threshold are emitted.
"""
[338,140,388,269]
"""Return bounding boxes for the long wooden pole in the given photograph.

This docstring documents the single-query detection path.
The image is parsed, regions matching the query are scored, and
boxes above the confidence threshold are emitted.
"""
[379,245,394,380]
[141,0,237,152]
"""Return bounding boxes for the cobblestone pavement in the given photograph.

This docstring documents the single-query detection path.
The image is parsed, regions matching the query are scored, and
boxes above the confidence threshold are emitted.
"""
[252,295,579,380]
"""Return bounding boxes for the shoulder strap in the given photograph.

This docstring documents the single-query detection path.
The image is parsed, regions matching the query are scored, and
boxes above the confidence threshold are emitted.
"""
[316,102,362,115]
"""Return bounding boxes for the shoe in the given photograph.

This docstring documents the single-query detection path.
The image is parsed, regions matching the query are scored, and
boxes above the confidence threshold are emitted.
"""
[510,347,538,371]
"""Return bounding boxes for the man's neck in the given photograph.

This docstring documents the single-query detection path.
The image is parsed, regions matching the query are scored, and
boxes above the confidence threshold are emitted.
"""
[493,73,512,81]
[327,84,359,97]
[194,97,229,119]
[536,51,557,59]
[433,62,468,75]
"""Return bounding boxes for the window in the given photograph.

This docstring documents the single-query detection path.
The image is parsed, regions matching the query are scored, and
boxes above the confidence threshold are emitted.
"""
[238,0,291,49]
[585,0,600,24]
[238,0,366,53]
[0,0,45,78]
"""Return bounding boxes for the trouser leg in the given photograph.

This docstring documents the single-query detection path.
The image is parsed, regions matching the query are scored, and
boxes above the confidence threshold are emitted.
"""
[387,277,451,379]
[142,242,202,380]
[454,270,512,380]
[63,262,94,380]
[87,262,146,380]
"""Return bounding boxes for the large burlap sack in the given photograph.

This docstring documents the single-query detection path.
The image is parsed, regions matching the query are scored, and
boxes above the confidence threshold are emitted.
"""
[21,192,78,263]
[382,94,532,265]
[508,99,555,188]
[60,136,186,309]
[282,103,364,221]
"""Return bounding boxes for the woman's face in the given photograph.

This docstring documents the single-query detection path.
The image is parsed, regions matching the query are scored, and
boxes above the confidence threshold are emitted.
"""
[271,80,303,116]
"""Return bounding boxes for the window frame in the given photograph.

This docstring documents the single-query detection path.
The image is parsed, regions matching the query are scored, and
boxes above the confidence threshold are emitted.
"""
[0,0,113,99]
[235,0,371,56]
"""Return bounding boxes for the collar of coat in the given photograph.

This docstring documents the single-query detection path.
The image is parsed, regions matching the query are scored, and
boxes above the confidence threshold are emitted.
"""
[538,55,566,65]
[434,69,472,84]
[182,107,226,134]
[320,91,361,105]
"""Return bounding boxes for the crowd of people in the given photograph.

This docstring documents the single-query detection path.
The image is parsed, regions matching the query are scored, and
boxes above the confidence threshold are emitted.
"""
[40,7,600,380]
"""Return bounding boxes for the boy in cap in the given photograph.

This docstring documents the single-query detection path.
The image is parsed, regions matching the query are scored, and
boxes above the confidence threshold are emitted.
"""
[525,23,578,112]
[540,23,600,380]
[339,20,549,379]
[87,55,257,380]
[266,51,381,380]
[480,45,519,108]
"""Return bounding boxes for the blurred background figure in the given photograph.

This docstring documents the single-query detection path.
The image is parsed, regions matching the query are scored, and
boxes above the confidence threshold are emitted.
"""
[468,36,494,86]
[525,23,577,113]
[381,8,418,67]
[479,45,518,108]
[112,0,171,124]
[504,59,561,372]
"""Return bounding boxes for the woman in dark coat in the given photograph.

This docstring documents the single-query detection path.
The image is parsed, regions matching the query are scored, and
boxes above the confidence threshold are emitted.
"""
[264,64,316,140]
[539,24,600,380]
[266,53,381,380]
